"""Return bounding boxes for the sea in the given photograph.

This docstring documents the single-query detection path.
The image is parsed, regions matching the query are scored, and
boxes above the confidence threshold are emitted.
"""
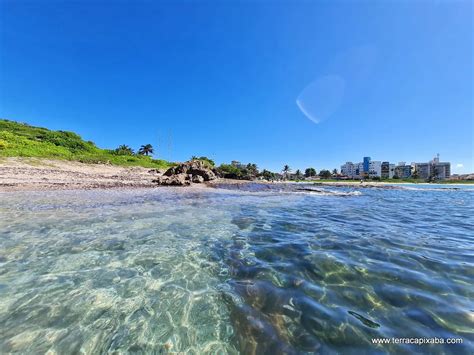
[0,183,473,354]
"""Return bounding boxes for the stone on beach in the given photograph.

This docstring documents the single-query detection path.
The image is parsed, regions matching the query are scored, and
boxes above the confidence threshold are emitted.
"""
[155,160,217,186]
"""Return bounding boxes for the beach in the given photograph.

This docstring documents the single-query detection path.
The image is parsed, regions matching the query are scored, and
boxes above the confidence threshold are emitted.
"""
[1,158,470,193]
[0,157,163,192]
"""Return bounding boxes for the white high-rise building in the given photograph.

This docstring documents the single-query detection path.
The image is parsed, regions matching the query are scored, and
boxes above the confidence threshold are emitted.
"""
[341,162,355,178]
[341,161,365,179]
[369,161,382,177]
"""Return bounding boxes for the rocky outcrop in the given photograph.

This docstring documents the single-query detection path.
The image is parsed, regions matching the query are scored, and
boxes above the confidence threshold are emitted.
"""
[192,175,205,183]
[153,160,217,186]
[153,173,191,186]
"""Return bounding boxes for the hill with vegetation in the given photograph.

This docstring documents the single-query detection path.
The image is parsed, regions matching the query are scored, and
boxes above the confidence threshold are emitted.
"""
[0,119,171,169]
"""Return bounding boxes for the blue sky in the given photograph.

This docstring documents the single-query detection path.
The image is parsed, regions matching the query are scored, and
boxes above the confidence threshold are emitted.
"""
[1,0,472,173]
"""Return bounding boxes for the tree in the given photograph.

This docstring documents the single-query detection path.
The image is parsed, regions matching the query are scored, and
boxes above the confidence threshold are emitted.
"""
[428,165,439,182]
[332,168,338,176]
[138,144,154,156]
[260,169,275,181]
[282,165,291,180]
[218,164,242,179]
[115,144,134,155]
[246,163,259,177]
[295,169,302,179]
[305,167,317,178]
[319,170,331,179]
[412,169,419,179]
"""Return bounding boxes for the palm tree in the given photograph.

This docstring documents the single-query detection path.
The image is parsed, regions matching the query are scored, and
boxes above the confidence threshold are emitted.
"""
[282,165,291,180]
[138,144,154,156]
[115,144,134,155]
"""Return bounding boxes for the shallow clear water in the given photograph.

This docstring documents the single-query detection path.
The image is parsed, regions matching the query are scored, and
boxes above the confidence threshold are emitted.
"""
[0,184,473,354]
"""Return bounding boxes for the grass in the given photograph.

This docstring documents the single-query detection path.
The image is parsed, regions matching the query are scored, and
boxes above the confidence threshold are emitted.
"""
[0,119,172,169]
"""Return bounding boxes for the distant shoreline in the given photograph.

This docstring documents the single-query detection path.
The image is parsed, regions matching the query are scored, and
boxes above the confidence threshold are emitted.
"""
[1,158,472,192]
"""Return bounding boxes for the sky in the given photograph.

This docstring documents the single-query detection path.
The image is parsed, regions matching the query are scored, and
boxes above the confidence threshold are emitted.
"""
[1,0,472,173]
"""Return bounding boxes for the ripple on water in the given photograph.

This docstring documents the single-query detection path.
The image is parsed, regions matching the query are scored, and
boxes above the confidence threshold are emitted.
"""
[0,186,473,353]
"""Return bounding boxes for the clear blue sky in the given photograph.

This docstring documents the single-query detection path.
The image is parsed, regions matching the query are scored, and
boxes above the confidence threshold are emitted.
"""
[1,0,472,173]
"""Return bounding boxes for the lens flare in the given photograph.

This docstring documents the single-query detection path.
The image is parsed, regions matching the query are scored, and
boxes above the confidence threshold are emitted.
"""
[296,75,345,124]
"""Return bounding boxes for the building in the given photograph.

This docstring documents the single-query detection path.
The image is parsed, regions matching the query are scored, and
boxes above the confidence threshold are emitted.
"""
[430,154,451,179]
[341,162,355,178]
[389,164,395,178]
[363,157,371,173]
[340,161,365,179]
[381,161,389,179]
[433,162,450,179]
[368,161,382,178]
[340,155,450,181]
[414,162,430,179]
[394,162,411,178]
[413,154,451,180]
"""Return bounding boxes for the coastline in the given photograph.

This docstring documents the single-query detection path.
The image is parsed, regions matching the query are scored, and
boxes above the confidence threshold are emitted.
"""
[1,158,470,193]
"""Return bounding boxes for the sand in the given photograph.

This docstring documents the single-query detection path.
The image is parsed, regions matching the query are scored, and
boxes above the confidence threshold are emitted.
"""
[1,158,468,192]
[0,157,163,192]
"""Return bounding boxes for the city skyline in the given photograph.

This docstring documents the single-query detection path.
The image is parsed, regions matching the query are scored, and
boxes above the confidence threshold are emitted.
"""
[340,154,451,180]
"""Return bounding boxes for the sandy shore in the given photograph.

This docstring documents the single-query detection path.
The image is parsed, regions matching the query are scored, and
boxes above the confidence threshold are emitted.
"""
[1,158,469,192]
[0,157,165,192]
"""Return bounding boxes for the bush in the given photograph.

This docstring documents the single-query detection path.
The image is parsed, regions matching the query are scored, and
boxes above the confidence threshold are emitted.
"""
[319,170,332,179]
[218,164,242,179]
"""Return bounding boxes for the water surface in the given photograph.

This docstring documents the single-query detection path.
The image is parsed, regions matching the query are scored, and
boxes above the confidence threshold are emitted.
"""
[0,184,473,353]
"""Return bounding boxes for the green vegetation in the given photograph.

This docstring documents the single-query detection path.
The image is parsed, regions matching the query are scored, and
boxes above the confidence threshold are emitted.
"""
[115,144,135,155]
[319,170,332,179]
[305,167,317,178]
[260,169,277,181]
[437,179,474,184]
[138,144,154,156]
[295,169,302,179]
[190,156,215,168]
[217,162,259,180]
[0,119,171,169]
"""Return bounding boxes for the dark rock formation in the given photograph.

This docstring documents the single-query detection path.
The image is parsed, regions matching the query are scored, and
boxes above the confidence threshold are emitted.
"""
[192,175,205,183]
[154,160,217,186]
[153,173,190,186]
